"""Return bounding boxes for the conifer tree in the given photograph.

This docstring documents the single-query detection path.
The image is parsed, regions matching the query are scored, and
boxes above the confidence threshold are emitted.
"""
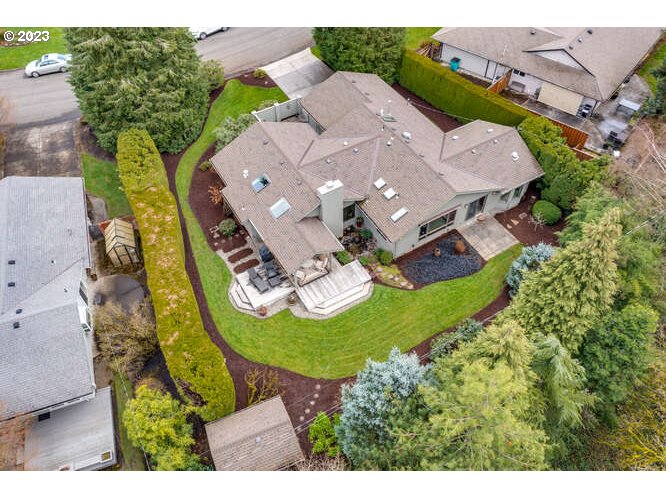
[505,208,622,353]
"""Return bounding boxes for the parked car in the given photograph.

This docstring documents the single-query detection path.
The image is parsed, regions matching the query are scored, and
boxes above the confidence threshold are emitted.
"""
[25,53,72,78]
[189,27,228,40]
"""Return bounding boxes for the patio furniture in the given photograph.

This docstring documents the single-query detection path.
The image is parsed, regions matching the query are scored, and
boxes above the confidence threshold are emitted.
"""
[264,260,278,278]
[259,246,274,263]
[251,276,269,294]
[248,267,258,280]
[268,276,282,288]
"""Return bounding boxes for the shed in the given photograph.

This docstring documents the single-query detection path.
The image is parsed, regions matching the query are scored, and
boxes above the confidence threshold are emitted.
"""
[204,396,304,471]
[104,218,140,267]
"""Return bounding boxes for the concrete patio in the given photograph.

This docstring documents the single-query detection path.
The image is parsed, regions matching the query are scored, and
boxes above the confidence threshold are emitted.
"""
[261,48,333,99]
[457,217,520,261]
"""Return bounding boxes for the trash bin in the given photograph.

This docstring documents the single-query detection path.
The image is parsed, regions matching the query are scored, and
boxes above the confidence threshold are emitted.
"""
[450,57,461,71]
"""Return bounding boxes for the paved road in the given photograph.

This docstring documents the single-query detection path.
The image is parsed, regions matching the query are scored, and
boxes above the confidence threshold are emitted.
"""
[0,27,313,127]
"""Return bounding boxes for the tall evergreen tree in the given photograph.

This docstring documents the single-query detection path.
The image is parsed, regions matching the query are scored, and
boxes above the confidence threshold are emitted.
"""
[505,208,623,353]
[580,303,659,422]
[312,28,406,82]
[65,28,208,153]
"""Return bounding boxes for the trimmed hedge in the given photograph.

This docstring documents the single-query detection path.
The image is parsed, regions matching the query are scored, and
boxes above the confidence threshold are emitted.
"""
[399,50,532,126]
[116,129,235,421]
[532,200,562,225]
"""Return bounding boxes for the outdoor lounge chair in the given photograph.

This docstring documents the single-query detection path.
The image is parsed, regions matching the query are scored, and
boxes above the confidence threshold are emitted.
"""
[264,260,278,278]
[251,276,269,293]
[268,276,282,288]
[248,267,258,280]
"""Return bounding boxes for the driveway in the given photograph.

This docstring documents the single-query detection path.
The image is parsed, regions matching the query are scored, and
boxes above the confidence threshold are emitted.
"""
[261,48,333,98]
[1,120,80,177]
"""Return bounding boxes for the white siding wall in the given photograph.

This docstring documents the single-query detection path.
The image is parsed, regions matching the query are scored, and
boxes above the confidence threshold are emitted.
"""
[508,71,544,96]
[439,45,509,81]
[343,201,359,230]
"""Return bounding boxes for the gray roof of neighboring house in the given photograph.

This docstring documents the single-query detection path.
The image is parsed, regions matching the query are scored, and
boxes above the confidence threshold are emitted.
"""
[432,27,663,101]
[205,396,304,471]
[23,386,117,471]
[0,176,94,420]
[212,71,543,247]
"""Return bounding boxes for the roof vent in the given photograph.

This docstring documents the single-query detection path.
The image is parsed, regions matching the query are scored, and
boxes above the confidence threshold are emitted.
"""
[511,151,519,161]
[493,139,499,144]
[568,45,574,49]
[351,79,356,83]
[13,322,20,329]
[471,148,477,154]
[587,28,593,34]
[386,140,392,147]
[255,436,262,444]
[242,169,249,179]
[325,158,332,164]
[8,260,15,265]
[374,178,386,189]
[343,141,349,146]
[353,148,359,153]
[8,282,15,287]
[530,28,536,35]
[383,188,397,200]
[16,309,22,314]
[439,171,445,176]
[402,131,412,141]
[262,139,269,145]
[487,128,494,133]
[452,135,459,141]
[279,160,285,166]
[51,259,56,264]
[419,153,425,158]
[326,180,334,188]
[577,37,583,43]
[390,207,409,223]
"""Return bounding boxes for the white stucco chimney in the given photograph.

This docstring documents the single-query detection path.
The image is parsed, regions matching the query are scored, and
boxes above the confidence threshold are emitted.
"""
[317,179,344,238]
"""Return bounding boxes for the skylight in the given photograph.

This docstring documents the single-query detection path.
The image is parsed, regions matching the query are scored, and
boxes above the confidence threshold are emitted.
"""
[269,197,291,219]
[390,207,408,223]
[251,174,271,193]
[374,178,386,189]
[383,187,397,200]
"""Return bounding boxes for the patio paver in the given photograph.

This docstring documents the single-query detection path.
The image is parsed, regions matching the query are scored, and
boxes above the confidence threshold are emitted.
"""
[458,217,520,261]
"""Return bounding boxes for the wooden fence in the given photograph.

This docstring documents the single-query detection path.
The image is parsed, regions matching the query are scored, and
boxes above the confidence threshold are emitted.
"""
[487,72,511,94]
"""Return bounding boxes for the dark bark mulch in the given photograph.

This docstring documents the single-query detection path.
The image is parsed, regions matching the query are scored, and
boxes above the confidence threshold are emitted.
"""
[228,247,253,263]
[395,230,484,289]
[76,122,115,161]
[391,83,462,133]
[494,187,565,247]
[233,259,260,274]
[237,71,278,88]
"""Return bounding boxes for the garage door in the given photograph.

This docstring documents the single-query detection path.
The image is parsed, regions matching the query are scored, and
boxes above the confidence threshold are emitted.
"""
[537,82,583,116]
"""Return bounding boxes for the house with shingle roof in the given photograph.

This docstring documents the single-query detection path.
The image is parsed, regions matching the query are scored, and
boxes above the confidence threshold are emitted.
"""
[211,72,542,313]
[0,176,116,471]
[431,27,662,116]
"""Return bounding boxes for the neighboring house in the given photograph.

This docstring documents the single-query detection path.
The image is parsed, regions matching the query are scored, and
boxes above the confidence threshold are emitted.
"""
[211,71,542,287]
[0,176,116,471]
[205,396,304,471]
[432,27,662,116]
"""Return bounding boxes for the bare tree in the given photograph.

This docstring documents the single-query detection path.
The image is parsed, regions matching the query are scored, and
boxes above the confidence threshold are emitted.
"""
[245,368,282,407]
[0,403,29,471]
[294,454,349,471]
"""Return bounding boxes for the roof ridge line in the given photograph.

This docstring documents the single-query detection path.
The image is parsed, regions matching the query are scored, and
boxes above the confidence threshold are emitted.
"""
[364,137,383,197]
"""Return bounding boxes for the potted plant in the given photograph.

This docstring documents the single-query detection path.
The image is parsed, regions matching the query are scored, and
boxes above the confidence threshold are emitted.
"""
[356,216,364,228]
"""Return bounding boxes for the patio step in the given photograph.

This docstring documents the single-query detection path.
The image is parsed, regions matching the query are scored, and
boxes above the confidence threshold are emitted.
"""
[296,260,371,313]
[305,282,373,316]
[230,282,254,311]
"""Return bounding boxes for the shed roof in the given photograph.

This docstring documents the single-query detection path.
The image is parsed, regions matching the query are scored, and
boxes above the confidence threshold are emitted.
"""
[104,218,136,250]
[205,396,304,471]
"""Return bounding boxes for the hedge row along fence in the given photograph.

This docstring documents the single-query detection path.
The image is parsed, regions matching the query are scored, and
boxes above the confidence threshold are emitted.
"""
[116,128,235,421]
[399,50,532,126]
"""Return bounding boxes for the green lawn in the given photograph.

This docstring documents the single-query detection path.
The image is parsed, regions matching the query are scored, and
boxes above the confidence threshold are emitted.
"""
[81,153,132,219]
[113,374,147,471]
[174,80,520,379]
[0,28,66,70]
[404,27,441,51]
[638,37,666,93]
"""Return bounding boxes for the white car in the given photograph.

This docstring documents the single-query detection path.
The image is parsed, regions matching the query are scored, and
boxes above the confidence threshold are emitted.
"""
[25,53,72,78]
[189,27,228,40]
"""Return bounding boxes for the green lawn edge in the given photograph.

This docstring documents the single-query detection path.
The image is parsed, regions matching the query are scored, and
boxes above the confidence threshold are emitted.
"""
[175,80,521,379]
[404,27,441,51]
[0,28,66,70]
[81,152,132,219]
[638,38,666,93]
[113,373,147,471]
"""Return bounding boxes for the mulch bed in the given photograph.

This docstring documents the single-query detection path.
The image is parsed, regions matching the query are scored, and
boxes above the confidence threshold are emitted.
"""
[76,122,116,162]
[396,230,483,288]
[494,187,565,247]
[233,259,260,274]
[391,83,462,133]
[237,71,278,88]
[228,247,253,263]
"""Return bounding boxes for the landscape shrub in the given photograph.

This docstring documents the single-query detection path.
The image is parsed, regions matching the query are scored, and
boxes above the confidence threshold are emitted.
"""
[199,60,225,91]
[252,68,266,79]
[519,116,608,210]
[359,229,373,241]
[358,255,370,266]
[117,128,235,420]
[375,248,393,266]
[308,412,341,457]
[532,200,562,225]
[429,318,483,360]
[335,250,353,265]
[505,243,555,296]
[213,113,256,151]
[198,159,212,171]
[218,218,237,237]
[399,50,532,126]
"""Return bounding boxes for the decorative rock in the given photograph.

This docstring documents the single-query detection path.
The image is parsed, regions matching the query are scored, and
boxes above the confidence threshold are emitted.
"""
[454,239,466,255]
[305,408,311,414]
[433,246,442,257]
[299,416,304,422]
[309,400,315,406]
[315,384,321,390]
[314,393,319,399]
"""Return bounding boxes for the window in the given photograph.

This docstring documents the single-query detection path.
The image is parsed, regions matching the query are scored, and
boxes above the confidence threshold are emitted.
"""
[512,69,525,77]
[38,412,51,422]
[513,186,523,199]
[251,174,271,193]
[419,210,457,240]
[343,204,356,222]
[500,192,510,202]
[79,281,88,305]
[101,451,113,463]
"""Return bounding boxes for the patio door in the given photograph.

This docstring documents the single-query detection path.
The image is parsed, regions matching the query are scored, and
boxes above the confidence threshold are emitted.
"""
[465,195,487,221]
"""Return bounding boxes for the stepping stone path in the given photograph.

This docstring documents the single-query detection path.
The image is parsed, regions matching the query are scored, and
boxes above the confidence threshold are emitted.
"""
[518,212,528,220]
[511,218,520,226]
